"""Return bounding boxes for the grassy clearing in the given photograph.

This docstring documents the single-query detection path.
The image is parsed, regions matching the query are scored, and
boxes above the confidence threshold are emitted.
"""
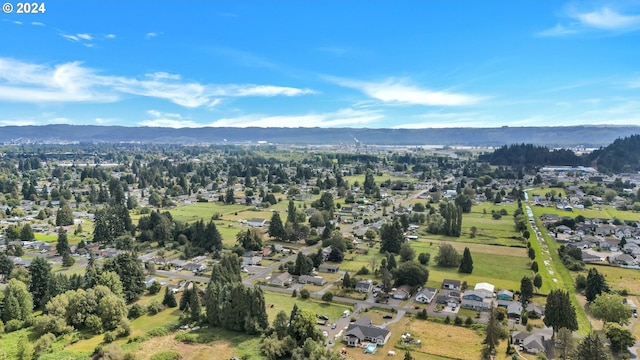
[168,202,251,223]
[530,205,591,334]
[263,290,352,324]
[585,265,640,296]
[131,329,264,360]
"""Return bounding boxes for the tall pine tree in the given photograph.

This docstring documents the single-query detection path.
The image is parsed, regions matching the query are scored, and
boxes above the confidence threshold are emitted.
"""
[458,247,473,273]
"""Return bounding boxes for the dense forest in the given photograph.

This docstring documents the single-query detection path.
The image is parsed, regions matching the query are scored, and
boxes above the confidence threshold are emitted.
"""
[478,134,640,172]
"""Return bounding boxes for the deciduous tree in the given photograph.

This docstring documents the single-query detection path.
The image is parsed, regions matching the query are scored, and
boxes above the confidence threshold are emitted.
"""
[590,293,633,326]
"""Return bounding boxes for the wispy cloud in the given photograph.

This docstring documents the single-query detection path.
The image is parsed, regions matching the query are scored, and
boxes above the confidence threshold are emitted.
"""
[0,58,315,107]
[139,110,200,128]
[628,77,640,88]
[146,32,160,38]
[329,77,484,106]
[0,119,37,126]
[138,108,383,128]
[538,5,640,36]
[31,22,45,26]
[105,34,116,39]
[205,108,383,128]
[77,33,92,41]
[13,21,22,25]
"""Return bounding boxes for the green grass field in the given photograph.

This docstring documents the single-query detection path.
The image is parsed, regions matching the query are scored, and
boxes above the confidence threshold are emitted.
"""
[263,290,352,324]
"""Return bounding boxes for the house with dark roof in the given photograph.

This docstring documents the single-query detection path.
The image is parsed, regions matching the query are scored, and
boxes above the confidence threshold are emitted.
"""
[442,279,461,290]
[318,264,340,273]
[343,317,391,346]
[461,290,492,311]
[436,289,461,307]
[247,218,266,227]
[298,275,326,286]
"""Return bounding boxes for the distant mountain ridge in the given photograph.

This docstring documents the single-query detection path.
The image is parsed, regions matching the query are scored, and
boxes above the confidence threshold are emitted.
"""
[0,124,638,147]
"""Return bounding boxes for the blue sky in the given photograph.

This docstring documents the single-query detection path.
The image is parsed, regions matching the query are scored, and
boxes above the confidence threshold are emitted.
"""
[1,1,640,128]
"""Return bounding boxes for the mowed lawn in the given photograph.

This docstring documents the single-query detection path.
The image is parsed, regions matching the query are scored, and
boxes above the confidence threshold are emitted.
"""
[584,265,640,296]
[263,291,353,324]
[169,202,251,223]
[412,240,531,291]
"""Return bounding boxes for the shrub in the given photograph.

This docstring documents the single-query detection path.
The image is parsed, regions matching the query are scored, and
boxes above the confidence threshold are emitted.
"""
[86,314,103,334]
[103,331,116,343]
[5,319,23,332]
[444,316,451,324]
[454,316,463,326]
[292,289,297,297]
[150,351,182,360]
[128,304,146,319]
[356,266,370,275]
[465,317,474,326]
[34,332,56,357]
[300,289,310,299]
[117,319,132,337]
[321,292,334,302]
[417,309,428,320]
[147,301,163,315]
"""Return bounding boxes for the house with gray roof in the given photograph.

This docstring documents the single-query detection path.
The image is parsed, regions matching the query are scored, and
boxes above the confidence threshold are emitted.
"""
[343,317,391,346]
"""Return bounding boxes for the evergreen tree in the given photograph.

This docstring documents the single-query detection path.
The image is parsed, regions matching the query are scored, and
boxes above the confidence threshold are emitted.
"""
[0,252,14,280]
[544,289,578,336]
[29,257,52,308]
[342,272,351,289]
[102,253,146,303]
[20,224,34,241]
[268,212,286,241]
[62,252,75,267]
[519,276,534,307]
[573,332,611,360]
[585,268,608,302]
[189,288,201,321]
[55,202,74,226]
[386,253,397,271]
[56,227,70,255]
[533,273,542,290]
[162,287,177,308]
[484,306,500,353]
[380,221,404,254]
[458,247,473,273]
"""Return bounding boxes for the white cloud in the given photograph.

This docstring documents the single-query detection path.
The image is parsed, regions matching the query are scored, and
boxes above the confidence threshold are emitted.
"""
[77,33,92,40]
[13,21,22,25]
[60,34,80,41]
[330,77,483,106]
[139,110,199,128]
[105,34,116,39]
[137,108,382,128]
[0,119,37,126]
[539,6,640,36]
[31,22,45,26]
[0,58,314,107]
[48,117,72,124]
[146,32,159,38]
[95,117,115,124]
[205,108,383,128]
[575,7,640,30]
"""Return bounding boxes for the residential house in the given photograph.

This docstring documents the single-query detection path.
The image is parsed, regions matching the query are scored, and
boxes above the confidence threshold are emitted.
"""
[497,290,514,307]
[611,253,636,266]
[343,317,391,346]
[415,287,438,304]
[507,302,523,318]
[355,280,373,293]
[436,289,461,307]
[525,303,546,318]
[442,279,461,290]
[511,331,547,355]
[184,262,207,273]
[555,225,572,234]
[392,285,412,300]
[461,290,492,311]
[474,282,495,296]
[145,277,158,289]
[298,275,326,286]
[318,264,340,273]
[269,272,292,286]
[581,252,604,263]
[247,218,266,227]
[242,253,262,266]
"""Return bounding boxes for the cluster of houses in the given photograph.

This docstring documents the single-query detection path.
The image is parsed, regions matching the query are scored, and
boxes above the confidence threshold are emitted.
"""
[545,214,640,267]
